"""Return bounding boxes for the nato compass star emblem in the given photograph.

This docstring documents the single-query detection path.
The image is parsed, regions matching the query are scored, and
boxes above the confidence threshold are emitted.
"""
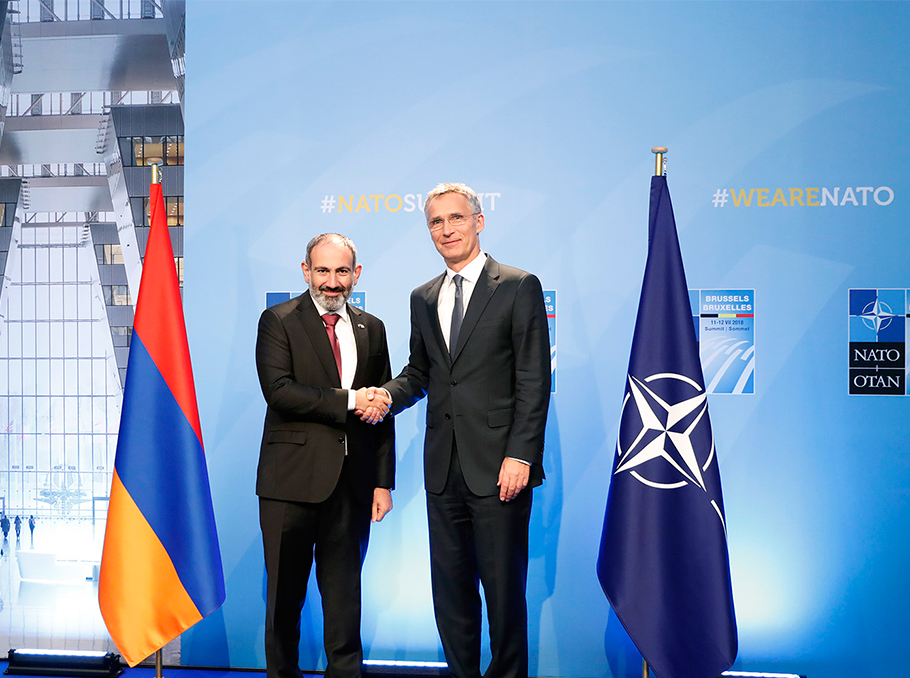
[860,299,898,337]
[615,372,716,492]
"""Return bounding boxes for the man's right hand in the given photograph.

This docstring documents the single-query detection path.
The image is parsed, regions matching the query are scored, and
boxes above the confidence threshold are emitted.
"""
[354,387,391,424]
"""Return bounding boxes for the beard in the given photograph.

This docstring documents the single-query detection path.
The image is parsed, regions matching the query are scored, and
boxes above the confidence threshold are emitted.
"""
[310,281,351,312]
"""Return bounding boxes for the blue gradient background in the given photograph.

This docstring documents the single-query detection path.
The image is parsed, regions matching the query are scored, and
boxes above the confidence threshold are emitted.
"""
[182,2,910,677]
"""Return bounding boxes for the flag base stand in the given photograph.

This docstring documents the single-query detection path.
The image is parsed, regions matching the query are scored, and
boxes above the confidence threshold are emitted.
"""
[5,650,123,677]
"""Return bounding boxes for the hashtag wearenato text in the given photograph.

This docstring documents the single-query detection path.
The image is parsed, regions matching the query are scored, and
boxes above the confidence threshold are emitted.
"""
[713,186,894,207]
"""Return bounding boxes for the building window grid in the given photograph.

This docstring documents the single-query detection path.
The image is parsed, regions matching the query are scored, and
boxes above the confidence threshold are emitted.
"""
[130,135,184,167]
[21,211,115,224]
[0,224,120,518]
[143,195,183,227]
[1,163,108,178]
[7,91,179,117]
[102,284,131,306]
[95,243,124,265]
[13,0,164,23]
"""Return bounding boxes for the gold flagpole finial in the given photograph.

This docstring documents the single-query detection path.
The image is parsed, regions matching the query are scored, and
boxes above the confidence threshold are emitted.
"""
[148,158,164,185]
[651,147,667,176]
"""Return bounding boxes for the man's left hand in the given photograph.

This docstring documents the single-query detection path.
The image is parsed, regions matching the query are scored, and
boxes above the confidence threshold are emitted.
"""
[372,488,393,522]
[497,458,530,502]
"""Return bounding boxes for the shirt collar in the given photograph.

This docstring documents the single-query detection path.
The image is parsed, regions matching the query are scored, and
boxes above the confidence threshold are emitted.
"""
[446,250,486,285]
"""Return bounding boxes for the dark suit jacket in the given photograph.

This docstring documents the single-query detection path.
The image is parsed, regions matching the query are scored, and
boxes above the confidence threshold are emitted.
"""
[385,255,550,496]
[256,293,395,505]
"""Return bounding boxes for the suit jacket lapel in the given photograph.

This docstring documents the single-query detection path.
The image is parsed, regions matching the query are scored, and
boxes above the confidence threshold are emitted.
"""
[295,294,342,386]
[451,256,500,363]
[423,273,450,363]
[349,304,369,388]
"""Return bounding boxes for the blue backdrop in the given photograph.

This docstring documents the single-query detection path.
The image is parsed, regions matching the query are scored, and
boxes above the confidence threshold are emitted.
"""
[182,3,910,677]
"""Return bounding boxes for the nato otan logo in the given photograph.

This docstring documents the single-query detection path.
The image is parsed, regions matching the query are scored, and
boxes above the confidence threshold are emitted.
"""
[848,289,907,395]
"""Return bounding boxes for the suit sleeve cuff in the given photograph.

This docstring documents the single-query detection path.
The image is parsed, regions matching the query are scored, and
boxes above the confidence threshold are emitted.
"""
[507,457,531,466]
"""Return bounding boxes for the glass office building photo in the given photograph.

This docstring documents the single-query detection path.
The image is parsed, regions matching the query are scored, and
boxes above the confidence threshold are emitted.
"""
[0,0,185,657]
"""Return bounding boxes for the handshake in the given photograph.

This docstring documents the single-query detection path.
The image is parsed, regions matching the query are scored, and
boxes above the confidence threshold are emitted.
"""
[354,387,391,425]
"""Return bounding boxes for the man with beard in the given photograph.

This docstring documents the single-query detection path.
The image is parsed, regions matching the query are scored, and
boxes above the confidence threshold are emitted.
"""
[256,233,395,678]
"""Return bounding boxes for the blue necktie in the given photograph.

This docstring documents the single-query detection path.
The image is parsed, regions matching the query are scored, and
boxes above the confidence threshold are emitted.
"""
[449,274,464,356]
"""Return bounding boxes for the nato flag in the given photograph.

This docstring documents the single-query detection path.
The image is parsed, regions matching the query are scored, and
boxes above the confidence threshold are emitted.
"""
[597,176,737,678]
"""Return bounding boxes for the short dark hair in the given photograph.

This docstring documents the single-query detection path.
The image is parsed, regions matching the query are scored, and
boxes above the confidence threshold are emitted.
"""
[305,233,358,268]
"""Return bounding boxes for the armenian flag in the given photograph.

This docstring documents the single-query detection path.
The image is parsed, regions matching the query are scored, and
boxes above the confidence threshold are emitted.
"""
[99,179,225,666]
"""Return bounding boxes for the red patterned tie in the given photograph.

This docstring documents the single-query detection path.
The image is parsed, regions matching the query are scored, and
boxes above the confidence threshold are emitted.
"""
[322,313,342,379]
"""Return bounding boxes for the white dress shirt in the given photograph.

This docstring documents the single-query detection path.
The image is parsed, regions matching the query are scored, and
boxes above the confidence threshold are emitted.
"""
[438,251,487,352]
[310,293,358,410]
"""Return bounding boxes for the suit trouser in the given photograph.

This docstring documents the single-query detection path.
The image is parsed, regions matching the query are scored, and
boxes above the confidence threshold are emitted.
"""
[426,442,532,678]
[260,464,371,678]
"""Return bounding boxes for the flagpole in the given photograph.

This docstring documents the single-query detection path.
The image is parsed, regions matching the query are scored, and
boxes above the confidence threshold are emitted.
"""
[148,155,165,678]
[652,146,667,176]
[149,157,163,185]
[638,145,668,678]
